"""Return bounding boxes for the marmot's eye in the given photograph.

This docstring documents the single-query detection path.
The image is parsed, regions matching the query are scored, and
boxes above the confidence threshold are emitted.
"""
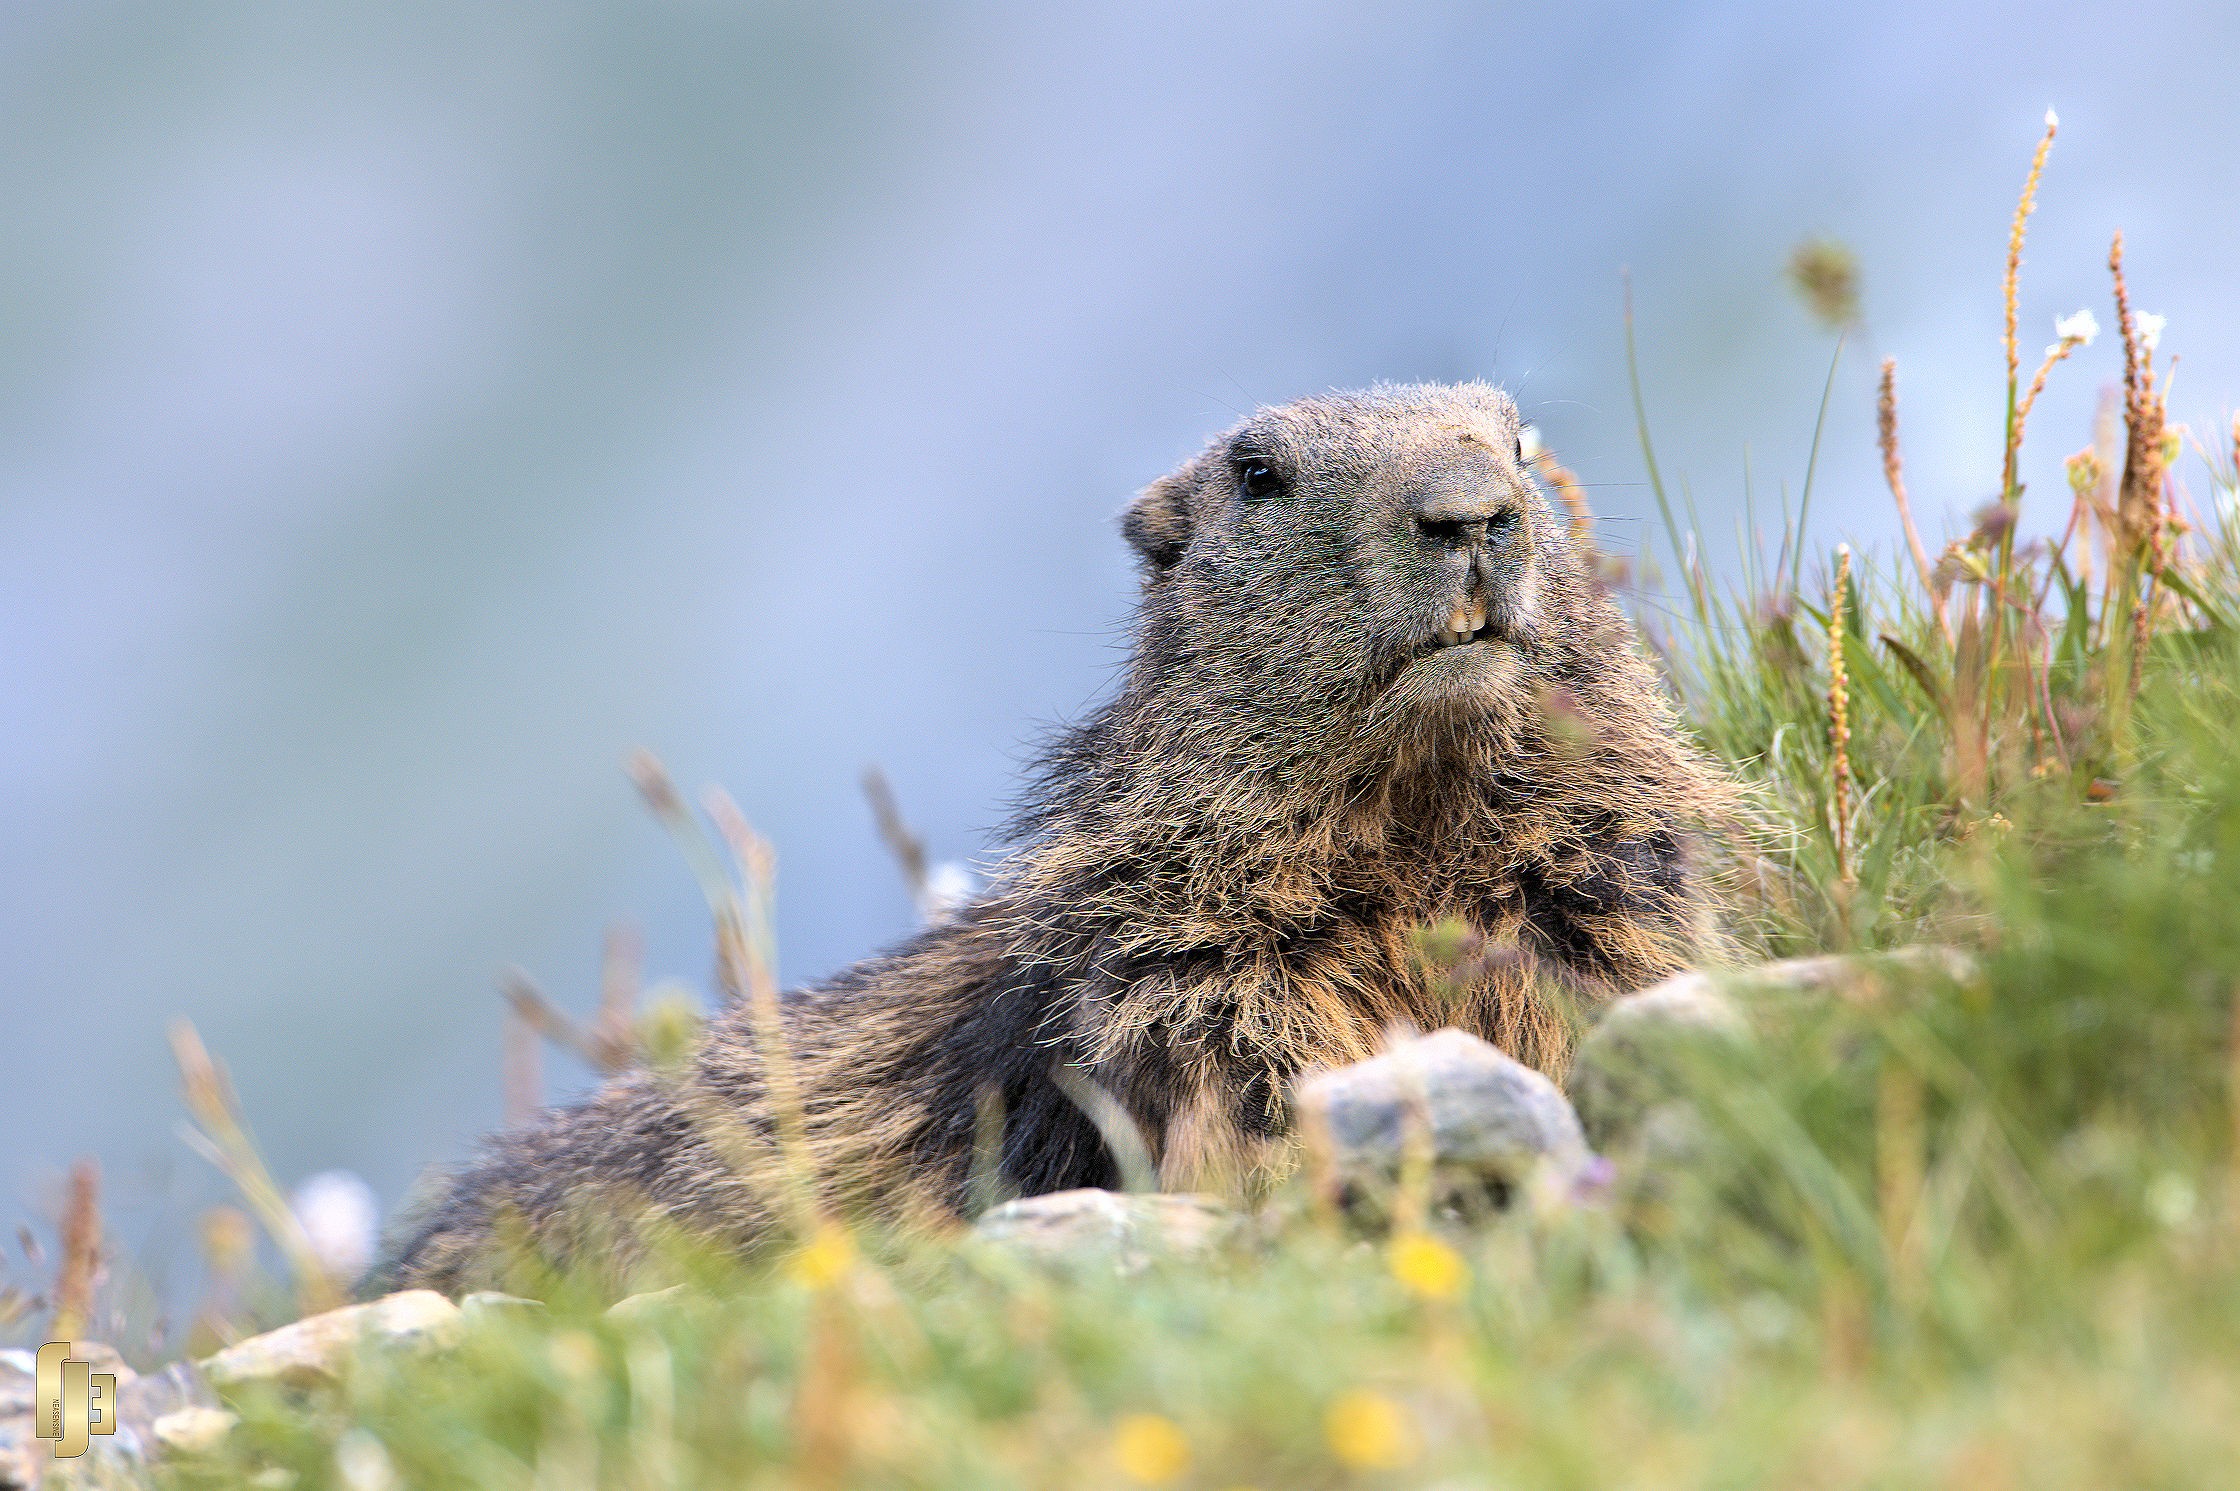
[1236,459,1284,500]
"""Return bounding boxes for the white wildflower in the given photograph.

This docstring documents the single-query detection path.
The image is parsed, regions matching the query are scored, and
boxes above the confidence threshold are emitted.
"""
[1517,424,1544,462]
[2053,308,2098,346]
[2145,1172,2196,1229]
[2137,312,2166,352]
[290,1170,379,1286]
[335,1429,398,1491]
[921,861,979,926]
[2044,107,2059,130]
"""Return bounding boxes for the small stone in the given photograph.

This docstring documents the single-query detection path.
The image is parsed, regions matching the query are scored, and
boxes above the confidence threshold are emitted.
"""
[972,1190,1237,1273]
[119,1359,215,1425]
[151,1406,238,1457]
[0,1350,32,1420]
[0,1418,38,1491]
[1726,945,1976,1004]
[1295,1029,1591,1219]
[604,1285,691,1325]
[101,1360,219,1471]
[461,1291,546,1326]
[1601,969,1744,1033]
[200,1290,463,1392]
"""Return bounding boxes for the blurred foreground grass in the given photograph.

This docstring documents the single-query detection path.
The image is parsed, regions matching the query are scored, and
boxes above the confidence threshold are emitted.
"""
[171,616,2240,1490]
[71,121,2240,1486]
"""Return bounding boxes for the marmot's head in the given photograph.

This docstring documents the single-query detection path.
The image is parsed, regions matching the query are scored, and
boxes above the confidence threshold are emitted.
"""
[1123,382,1595,732]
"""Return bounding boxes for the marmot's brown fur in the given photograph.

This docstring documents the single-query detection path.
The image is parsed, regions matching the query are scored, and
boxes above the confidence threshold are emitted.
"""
[378,382,1729,1292]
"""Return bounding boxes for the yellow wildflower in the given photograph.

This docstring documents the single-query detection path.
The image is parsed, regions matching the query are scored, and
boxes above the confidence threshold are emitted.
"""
[1112,1413,1191,1485]
[1387,1231,1467,1301]
[546,1329,601,1381]
[1324,1390,1416,1470]
[785,1224,857,1289]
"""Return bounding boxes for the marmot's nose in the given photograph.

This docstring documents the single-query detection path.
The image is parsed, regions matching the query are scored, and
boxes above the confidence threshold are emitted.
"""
[1410,485,1507,549]
[1416,513,1488,548]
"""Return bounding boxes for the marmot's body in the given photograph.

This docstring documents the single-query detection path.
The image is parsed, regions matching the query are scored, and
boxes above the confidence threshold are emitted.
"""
[380,383,1727,1291]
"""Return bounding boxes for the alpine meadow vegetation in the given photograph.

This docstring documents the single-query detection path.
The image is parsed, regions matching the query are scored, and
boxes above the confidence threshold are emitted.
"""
[15,117,2240,1490]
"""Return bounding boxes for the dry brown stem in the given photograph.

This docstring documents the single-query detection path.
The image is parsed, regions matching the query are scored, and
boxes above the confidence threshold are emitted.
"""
[170,1019,342,1316]
[2110,231,2169,559]
[2109,232,2171,706]
[189,1205,253,1354]
[860,766,932,910]
[501,970,594,1066]
[594,923,644,1067]
[49,1159,101,1342]
[503,995,542,1127]
[1877,359,1949,641]
[2000,110,2058,503]
[2013,339,2081,453]
[1531,450,1594,551]
[704,784,822,1225]
[2230,984,2240,1216]
[1876,1060,1925,1302]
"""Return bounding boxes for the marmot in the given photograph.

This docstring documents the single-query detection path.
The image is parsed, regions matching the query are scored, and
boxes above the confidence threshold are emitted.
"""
[379,382,1727,1292]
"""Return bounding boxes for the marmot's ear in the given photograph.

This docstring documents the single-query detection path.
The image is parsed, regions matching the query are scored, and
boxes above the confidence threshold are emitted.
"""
[1122,472,1195,574]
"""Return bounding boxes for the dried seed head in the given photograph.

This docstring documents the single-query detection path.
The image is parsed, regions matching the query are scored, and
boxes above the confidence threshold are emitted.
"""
[1787,237,1861,330]
[200,1206,254,1275]
[1827,546,1855,885]
[2065,448,2103,498]
[169,1019,234,1125]
[1969,501,2020,550]
[625,749,686,820]
[50,1159,101,1342]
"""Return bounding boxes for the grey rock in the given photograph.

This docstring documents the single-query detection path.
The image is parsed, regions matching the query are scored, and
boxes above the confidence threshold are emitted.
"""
[972,1190,1237,1272]
[1294,1029,1592,1219]
[1568,970,1750,1152]
[1568,948,1978,1152]
[200,1290,462,1393]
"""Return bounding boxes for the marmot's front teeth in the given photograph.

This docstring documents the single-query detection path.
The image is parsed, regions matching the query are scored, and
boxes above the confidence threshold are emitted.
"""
[1440,599,1488,646]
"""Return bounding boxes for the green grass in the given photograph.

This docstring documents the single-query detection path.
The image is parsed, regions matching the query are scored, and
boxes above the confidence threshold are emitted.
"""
[105,137,2240,1489]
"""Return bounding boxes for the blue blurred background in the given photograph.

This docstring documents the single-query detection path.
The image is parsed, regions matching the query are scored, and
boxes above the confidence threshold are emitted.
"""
[5,2,2236,1295]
